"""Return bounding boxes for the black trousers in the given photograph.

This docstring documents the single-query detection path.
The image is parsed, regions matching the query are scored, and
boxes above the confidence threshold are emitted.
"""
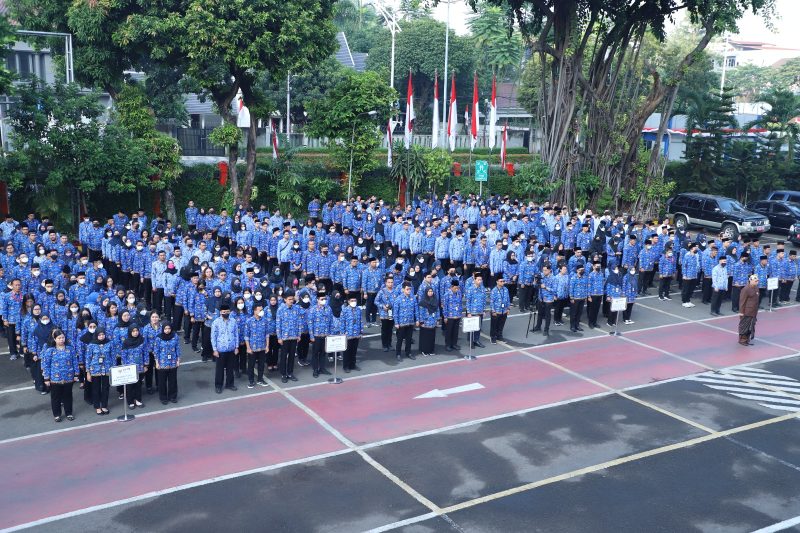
[365,292,378,323]
[711,289,725,314]
[780,280,793,301]
[534,301,553,332]
[311,338,327,373]
[157,367,178,402]
[658,277,672,298]
[201,325,212,360]
[91,374,110,408]
[237,343,247,374]
[268,335,279,367]
[553,298,568,323]
[396,325,413,356]
[191,321,202,350]
[297,334,310,363]
[279,339,298,377]
[50,381,74,417]
[247,349,266,383]
[730,286,743,312]
[490,313,507,340]
[623,302,634,321]
[681,278,697,303]
[701,277,713,303]
[126,374,143,403]
[419,327,436,354]
[6,323,18,356]
[144,353,156,390]
[518,284,533,311]
[639,271,655,294]
[214,350,236,388]
[164,296,175,322]
[173,305,185,333]
[153,288,165,315]
[444,318,460,348]
[569,299,585,330]
[586,296,602,327]
[380,319,394,349]
[344,338,360,370]
[141,277,153,308]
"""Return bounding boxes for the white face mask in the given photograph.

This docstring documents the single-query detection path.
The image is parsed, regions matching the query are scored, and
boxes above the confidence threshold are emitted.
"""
[257,310,264,317]
[88,326,96,333]
[302,297,310,303]
[237,302,245,310]
[20,258,28,264]
[127,296,136,303]
[349,301,357,308]
[136,246,144,251]
[255,294,263,301]
[70,307,79,314]
[40,319,50,325]
[77,278,85,285]
[38,249,45,255]
[243,293,251,300]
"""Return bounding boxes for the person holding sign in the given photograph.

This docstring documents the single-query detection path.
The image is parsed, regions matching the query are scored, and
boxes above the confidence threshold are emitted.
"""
[41,329,79,422]
[465,274,486,349]
[442,279,464,351]
[738,274,760,346]
[308,293,334,378]
[121,325,147,409]
[340,295,363,372]
[154,324,180,404]
[86,328,114,416]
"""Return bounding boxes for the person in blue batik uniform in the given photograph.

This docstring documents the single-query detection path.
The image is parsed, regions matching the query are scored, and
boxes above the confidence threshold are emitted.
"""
[340,295,363,372]
[41,329,79,422]
[211,304,239,394]
[154,324,180,404]
[489,276,511,343]
[276,290,302,383]
[86,328,114,415]
[308,293,335,378]
[392,283,418,361]
[121,325,147,409]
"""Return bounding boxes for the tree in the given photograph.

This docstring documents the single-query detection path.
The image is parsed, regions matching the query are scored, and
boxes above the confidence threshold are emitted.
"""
[0,14,15,95]
[747,89,800,162]
[468,6,524,81]
[119,0,338,207]
[726,63,771,101]
[682,87,738,192]
[307,71,396,195]
[478,0,776,214]
[1,81,152,229]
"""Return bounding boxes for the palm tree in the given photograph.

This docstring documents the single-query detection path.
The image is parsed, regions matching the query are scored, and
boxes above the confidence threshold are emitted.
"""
[746,89,800,163]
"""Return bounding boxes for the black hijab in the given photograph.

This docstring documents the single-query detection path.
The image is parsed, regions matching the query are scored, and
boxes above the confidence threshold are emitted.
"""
[123,325,144,349]
[33,314,55,348]
[419,288,439,314]
[79,320,97,345]
[329,289,343,318]
[92,327,110,345]
[506,251,518,265]
[158,324,175,341]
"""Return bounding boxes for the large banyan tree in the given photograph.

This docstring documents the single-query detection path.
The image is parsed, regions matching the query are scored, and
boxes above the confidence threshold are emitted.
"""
[471,0,775,214]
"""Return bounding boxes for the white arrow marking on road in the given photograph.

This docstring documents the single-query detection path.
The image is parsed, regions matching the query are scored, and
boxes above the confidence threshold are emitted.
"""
[414,383,485,399]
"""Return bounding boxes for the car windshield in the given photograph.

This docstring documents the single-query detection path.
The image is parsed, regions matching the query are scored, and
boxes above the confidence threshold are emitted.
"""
[718,199,747,213]
[787,202,800,216]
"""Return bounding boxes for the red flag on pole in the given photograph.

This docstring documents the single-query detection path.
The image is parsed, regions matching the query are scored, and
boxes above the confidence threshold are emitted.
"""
[489,75,497,149]
[447,73,457,151]
[404,71,414,149]
[431,71,439,149]
[500,122,508,169]
[271,119,279,160]
[470,72,479,150]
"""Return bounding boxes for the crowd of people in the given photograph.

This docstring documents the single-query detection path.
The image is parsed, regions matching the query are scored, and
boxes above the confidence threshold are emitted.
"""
[0,191,796,422]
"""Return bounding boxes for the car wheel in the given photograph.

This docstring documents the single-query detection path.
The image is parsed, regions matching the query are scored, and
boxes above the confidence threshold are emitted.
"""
[721,223,738,240]
[674,214,688,230]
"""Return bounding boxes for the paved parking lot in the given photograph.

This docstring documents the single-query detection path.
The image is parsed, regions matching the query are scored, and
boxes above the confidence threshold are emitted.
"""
[1,261,799,532]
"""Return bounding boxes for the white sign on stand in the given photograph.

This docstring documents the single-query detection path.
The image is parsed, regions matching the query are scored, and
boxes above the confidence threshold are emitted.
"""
[462,316,481,333]
[610,297,628,312]
[767,277,779,291]
[110,364,138,387]
[325,335,347,353]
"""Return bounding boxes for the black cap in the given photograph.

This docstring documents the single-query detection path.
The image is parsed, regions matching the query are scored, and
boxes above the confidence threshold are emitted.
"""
[220,304,230,311]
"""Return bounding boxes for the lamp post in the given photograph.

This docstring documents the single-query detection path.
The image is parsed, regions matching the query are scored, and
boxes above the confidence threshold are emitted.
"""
[365,0,401,89]
[348,110,378,200]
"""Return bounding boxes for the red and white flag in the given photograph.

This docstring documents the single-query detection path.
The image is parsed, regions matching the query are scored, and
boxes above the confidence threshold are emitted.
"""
[447,73,457,152]
[271,119,279,160]
[488,75,497,150]
[500,122,508,168]
[470,72,479,151]
[404,71,414,149]
[431,71,439,149]
[386,117,398,168]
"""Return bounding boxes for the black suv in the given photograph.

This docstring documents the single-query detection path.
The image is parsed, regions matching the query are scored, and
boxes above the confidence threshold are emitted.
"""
[747,200,800,245]
[666,193,771,239]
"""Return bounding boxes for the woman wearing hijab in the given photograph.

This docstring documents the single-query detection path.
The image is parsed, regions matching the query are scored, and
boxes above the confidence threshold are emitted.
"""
[418,287,439,357]
[85,328,114,415]
[503,251,520,303]
[604,263,624,327]
[621,265,638,325]
[163,261,178,324]
[296,290,312,367]
[121,325,147,409]
[232,296,249,377]
[153,324,180,404]
[266,293,279,371]
[29,312,55,394]
[41,329,79,422]
[142,310,161,394]
[203,286,222,362]
[19,301,41,373]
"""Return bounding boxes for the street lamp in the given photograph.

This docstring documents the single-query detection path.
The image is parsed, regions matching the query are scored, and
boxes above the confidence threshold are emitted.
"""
[348,110,378,200]
[363,0,401,89]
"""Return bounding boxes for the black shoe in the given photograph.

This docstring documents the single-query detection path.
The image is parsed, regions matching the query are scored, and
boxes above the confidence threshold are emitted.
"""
[396,354,402,361]
[452,345,461,350]
[570,328,578,333]
[215,387,223,394]
[146,388,155,395]
[383,347,390,352]
[531,327,541,332]
[475,341,485,348]
[313,372,319,378]
[320,369,331,375]
[281,376,288,383]
[344,368,351,373]
[576,327,584,332]
[226,385,238,392]
[248,382,255,389]
[297,360,310,367]
[352,365,362,371]
[170,398,177,403]
[66,415,75,421]
[543,330,549,337]
[234,371,241,378]
[161,401,169,405]
[184,339,190,344]
[445,346,453,352]
[257,380,269,386]
[288,375,298,382]
[491,339,497,344]
[406,355,416,361]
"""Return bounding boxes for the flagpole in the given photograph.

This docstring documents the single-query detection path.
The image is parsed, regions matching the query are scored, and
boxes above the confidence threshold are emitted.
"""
[442,0,450,149]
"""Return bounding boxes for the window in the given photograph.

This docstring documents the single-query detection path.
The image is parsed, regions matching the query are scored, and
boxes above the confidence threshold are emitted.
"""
[787,194,800,203]
[772,204,790,215]
[725,56,736,68]
[687,199,704,210]
[671,196,688,208]
[770,193,787,201]
[703,199,719,212]
[717,199,747,213]
[751,202,768,211]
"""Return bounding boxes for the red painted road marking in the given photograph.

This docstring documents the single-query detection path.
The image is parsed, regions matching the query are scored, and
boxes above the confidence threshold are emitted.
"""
[529,335,704,389]
[627,322,795,368]
[292,352,605,444]
[0,393,345,531]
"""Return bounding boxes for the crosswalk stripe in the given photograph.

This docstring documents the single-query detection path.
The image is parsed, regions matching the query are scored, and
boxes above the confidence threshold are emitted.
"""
[757,404,800,412]
[690,374,800,390]
[725,369,795,380]
[728,367,774,375]
[703,385,798,398]
[729,393,800,405]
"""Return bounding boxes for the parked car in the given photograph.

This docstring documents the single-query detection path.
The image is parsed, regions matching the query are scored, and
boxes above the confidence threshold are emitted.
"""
[666,193,771,240]
[766,190,800,204]
[746,200,800,231]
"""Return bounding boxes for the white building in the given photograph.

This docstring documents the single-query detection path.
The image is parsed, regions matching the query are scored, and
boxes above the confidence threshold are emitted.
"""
[714,39,800,69]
